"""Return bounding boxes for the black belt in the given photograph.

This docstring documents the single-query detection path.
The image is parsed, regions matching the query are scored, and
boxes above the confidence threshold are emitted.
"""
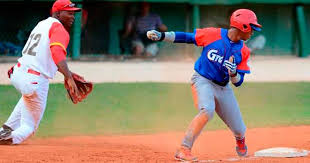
[212,80,229,87]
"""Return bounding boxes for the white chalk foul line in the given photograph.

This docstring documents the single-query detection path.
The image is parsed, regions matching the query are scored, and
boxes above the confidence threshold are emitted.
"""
[199,156,258,162]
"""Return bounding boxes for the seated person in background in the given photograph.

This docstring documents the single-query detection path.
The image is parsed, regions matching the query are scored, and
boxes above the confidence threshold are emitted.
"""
[123,2,167,57]
[0,41,23,56]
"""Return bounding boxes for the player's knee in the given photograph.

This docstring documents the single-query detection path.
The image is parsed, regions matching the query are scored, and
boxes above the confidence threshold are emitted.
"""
[24,124,36,134]
[199,107,215,120]
[133,45,144,55]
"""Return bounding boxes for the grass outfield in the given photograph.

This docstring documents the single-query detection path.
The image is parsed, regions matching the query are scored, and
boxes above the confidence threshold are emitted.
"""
[0,82,309,137]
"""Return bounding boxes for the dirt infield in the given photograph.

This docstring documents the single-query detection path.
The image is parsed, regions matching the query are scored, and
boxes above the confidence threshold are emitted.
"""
[0,126,308,163]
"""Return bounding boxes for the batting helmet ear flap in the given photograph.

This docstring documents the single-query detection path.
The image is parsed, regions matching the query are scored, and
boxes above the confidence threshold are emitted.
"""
[243,24,250,31]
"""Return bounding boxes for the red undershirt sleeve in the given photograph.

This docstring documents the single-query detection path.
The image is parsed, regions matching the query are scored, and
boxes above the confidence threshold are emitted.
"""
[49,22,70,65]
[194,28,221,47]
[50,46,66,64]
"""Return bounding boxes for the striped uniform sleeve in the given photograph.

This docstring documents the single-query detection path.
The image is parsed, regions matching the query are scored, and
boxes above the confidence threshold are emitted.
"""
[49,22,70,65]
[237,44,251,74]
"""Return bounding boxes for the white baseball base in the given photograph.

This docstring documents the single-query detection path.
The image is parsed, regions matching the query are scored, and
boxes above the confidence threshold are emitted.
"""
[254,147,309,158]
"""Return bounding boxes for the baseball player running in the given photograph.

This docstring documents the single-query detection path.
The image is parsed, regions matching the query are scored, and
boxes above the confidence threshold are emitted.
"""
[0,0,82,145]
[147,9,261,161]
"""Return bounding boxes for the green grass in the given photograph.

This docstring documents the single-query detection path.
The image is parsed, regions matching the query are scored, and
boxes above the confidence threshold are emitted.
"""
[0,82,309,137]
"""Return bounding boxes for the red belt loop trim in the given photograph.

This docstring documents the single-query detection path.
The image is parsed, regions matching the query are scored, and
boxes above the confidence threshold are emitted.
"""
[17,62,41,76]
[28,69,41,76]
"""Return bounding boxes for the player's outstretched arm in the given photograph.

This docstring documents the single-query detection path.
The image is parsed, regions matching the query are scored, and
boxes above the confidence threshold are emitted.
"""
[147,30,195,44]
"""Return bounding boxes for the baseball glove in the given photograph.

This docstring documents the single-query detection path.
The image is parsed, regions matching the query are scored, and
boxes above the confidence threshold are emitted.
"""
[64,72,93,104]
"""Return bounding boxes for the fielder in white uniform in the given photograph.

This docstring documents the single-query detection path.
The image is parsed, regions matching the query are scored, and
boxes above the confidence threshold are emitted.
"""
[0,0,81,145]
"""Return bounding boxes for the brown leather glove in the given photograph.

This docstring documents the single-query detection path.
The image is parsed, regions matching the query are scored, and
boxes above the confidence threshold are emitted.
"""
[64,72,93,104]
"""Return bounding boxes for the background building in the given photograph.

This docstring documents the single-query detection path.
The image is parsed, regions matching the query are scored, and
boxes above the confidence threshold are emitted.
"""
[0,0,309,59]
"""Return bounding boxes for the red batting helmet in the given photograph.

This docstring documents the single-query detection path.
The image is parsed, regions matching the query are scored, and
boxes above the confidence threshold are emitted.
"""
[230,9,262,33]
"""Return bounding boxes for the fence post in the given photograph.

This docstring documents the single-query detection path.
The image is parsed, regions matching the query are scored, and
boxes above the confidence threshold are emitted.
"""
[192,4,200,57]
[72,3,82,60]
[108,6,123,55]
[296,5,308,57]
[193,4,200,30]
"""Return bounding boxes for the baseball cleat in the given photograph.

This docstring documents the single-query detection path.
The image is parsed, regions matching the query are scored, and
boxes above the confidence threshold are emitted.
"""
[235,137,248,157]
[0,125,13,141]
[174,146,198,162]
[0,138,13,145]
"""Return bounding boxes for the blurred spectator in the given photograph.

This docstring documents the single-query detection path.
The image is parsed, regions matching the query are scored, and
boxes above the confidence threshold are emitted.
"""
[122,2,167,57]
[17,29,29,47]
[81,9,88,39]
[0,41,22,56]
[0,29,28,56]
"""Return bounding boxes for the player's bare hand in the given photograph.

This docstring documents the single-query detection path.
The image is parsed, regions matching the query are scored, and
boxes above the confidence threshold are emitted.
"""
[224,55,237,76]
[66,77,81,102]
[146,30,162,41]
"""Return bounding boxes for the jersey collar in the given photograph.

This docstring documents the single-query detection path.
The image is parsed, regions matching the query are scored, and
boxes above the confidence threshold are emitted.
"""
[221,28,242,46]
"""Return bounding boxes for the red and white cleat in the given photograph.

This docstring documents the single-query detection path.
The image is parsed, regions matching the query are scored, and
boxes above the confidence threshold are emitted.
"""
[236,137,248,157]
[174,146,198,162]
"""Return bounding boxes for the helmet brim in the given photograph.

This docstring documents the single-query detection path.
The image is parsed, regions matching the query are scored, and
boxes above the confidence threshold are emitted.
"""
[250,24,262,31]
[61,7,81,12]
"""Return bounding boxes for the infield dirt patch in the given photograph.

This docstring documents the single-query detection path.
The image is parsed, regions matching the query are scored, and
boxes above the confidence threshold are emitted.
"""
[0,126,309,162]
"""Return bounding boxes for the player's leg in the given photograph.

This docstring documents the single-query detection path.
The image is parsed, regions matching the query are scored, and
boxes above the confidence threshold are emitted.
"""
[145,43,159,57]
[3,97,24,130]
[181,73,216,149]
[5,69,49,145]
[3,64,25,130]
[1,97,24,144]
[175,72,216,161]
[11,78,49,145]
[132,39,144,57]
[214,85,247,156]
[1,65,26,144]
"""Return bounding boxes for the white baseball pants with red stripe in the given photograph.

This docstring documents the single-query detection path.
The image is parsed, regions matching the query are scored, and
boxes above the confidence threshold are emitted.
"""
[4,64,49,144]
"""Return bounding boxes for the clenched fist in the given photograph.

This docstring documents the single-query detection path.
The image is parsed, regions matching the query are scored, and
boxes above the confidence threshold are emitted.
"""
[146,30,162,41]
[223,55,237,76]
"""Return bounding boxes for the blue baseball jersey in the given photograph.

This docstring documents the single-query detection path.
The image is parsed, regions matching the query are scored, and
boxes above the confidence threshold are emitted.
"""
[193,28,251,84]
